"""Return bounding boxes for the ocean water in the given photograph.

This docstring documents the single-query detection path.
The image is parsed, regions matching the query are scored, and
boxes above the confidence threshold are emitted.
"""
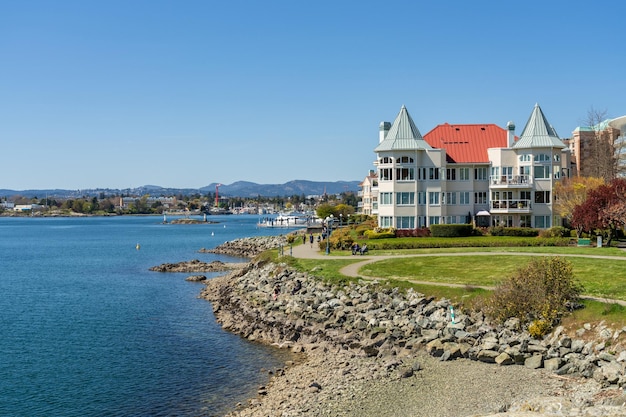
[0,215,295,417]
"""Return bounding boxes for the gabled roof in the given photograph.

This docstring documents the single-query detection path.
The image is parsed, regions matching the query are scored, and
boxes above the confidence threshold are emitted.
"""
[374,105,433,152]
[513,103,565,149]
[423,123,509,163]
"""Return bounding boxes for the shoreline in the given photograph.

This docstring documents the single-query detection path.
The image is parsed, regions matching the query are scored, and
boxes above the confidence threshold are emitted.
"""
[198,250,626,417]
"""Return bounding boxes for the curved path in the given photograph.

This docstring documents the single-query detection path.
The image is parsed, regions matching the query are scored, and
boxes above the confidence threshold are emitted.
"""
[290,242,626,305]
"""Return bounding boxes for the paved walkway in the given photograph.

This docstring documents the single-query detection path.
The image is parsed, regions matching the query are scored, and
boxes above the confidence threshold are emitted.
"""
[290,241,626,305]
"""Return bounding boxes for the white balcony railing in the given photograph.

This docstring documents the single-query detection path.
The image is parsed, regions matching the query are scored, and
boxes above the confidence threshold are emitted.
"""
[490,175,532,186]
[490,199,532,211]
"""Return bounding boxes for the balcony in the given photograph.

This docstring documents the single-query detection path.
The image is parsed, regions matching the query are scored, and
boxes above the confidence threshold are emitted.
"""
[490,175,532,188]
[490,199,532,213]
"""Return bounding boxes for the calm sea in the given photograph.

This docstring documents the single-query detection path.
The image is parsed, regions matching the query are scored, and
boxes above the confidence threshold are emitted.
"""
[0,215,295,417]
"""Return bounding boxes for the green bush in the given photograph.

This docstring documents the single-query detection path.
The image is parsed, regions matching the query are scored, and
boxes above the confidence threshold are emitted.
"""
[489,227,539,237]
[483,257,583,336]
[430,224,474,237]
[364,228,396,239]
[539,226,570,238]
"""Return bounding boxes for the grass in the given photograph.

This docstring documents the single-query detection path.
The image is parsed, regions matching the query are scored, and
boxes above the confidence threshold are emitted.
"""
[266,241,626,331]
[358,255,626,300]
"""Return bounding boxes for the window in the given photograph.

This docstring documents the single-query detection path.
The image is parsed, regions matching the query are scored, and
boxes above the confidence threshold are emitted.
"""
[534,191,550,204]
[417,216,426,228]
[459,168,470,181]
[398,156,414,164]
[534,215,551,228]
[380,157,393,164]
[474,191,487,204]
[429,167,439,180]
[428,192,439,205]
[417,192,426,205]
[417,167,426,180]
[396,167,415,181]
[429,216,440,225]
[553,166,561,179]
[444,216,457,224]
[474,167,488,180]
[519,154,532,162]
[444,192,456,205]
[533,166,550,179]
[520,215,531,227]
[520,191,531,202]
[380,168,393,181]
[396,192,415,205]
[534,154,550,162]
[396,216,415,229]
[446,168,456,181]
[553,154,561,162]
[380,192,393,205]
[460,192,470,205]
[380,216,393,228]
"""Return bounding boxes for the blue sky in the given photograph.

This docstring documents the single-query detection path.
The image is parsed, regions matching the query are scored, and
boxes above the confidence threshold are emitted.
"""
[2,1,624,190]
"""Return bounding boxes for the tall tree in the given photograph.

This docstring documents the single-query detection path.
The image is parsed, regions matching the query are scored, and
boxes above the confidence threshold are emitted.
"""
[582,107,619,181]
[554,176,604,226]
[571,178,626,245]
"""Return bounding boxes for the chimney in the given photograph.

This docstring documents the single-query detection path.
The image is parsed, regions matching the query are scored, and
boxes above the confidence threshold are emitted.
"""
[506,121,515,148]
[379,121,391,143]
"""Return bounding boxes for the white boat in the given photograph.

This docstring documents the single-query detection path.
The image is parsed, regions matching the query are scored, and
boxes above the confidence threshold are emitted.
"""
[257,212,319,228]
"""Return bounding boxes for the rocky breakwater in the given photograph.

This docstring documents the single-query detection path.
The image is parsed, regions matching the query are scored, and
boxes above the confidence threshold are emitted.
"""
[202,258,626,416]
[200,236,287,258]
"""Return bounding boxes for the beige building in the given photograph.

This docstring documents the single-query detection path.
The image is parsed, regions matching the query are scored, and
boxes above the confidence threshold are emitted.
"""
[372,104,571,230]
[358,171,378,215]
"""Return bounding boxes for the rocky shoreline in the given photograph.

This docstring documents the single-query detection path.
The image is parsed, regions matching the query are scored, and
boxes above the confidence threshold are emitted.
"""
[199,236,287,258]
[196,237,626,417]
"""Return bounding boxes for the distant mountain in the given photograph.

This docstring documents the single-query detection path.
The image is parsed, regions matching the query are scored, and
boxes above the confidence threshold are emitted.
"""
[200,180,359,197]
[0,180,361,199]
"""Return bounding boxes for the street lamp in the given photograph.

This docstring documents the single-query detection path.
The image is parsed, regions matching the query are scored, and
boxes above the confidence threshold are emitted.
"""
[339,213,343,227]
[325,214,334,255]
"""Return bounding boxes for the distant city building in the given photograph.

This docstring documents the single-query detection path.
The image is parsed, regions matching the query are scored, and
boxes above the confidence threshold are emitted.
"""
[566,119,623,178]
[358,171,378,215]
[371,104,571,230]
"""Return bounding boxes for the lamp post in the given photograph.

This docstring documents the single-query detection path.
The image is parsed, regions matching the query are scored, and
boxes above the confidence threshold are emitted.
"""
[339,213,343,227]
[325,214,334,255]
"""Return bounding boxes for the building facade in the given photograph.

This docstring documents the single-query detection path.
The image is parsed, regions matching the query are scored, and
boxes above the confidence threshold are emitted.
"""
[358,170,378,215]
[373,104,571,230]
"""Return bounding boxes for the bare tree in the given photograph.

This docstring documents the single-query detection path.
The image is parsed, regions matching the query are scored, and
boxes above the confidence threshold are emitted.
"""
[582,107,618,181]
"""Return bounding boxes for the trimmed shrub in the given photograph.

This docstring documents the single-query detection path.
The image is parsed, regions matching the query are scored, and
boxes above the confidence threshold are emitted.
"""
[430,224,474,237]
[364,228,396,239]
[489,227,539,237]
[539,226,570,238]
[395,228,431,238]
[328,227,353,250]
[483,257,583,336]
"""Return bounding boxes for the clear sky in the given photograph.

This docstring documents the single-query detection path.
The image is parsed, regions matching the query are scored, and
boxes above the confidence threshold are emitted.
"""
[2,1,624,190]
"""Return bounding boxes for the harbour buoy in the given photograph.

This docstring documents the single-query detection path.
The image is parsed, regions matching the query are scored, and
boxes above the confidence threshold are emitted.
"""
[136,243,141,250]
[211,232,214,236]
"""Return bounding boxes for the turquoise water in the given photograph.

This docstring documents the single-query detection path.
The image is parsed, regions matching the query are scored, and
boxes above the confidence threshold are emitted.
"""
[0,215,293,416]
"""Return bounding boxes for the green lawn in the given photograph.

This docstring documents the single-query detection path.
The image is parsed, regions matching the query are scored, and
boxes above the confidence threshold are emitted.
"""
[359,254,626,301]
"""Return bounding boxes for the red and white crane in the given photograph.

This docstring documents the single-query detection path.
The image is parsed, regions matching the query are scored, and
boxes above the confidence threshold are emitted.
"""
[215,183,222,207]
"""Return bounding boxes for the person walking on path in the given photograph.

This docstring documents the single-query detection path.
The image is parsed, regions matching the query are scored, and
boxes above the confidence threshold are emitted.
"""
[309,233,314,248]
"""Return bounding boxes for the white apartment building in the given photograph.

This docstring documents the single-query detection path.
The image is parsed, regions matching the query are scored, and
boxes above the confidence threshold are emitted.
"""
[373,104,570,230]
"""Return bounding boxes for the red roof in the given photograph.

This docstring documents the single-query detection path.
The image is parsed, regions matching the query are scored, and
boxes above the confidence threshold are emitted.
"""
[423,123,511,163]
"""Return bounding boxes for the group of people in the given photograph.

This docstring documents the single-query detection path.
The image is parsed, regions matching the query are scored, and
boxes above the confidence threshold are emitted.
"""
[351,242,368,255]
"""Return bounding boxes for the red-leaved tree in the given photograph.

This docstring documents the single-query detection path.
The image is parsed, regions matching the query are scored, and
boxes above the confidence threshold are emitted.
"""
[571,178,626,245]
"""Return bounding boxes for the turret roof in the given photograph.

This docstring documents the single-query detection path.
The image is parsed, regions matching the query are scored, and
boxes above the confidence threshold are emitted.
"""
[374,105,433,152]
[513,103,565,149]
